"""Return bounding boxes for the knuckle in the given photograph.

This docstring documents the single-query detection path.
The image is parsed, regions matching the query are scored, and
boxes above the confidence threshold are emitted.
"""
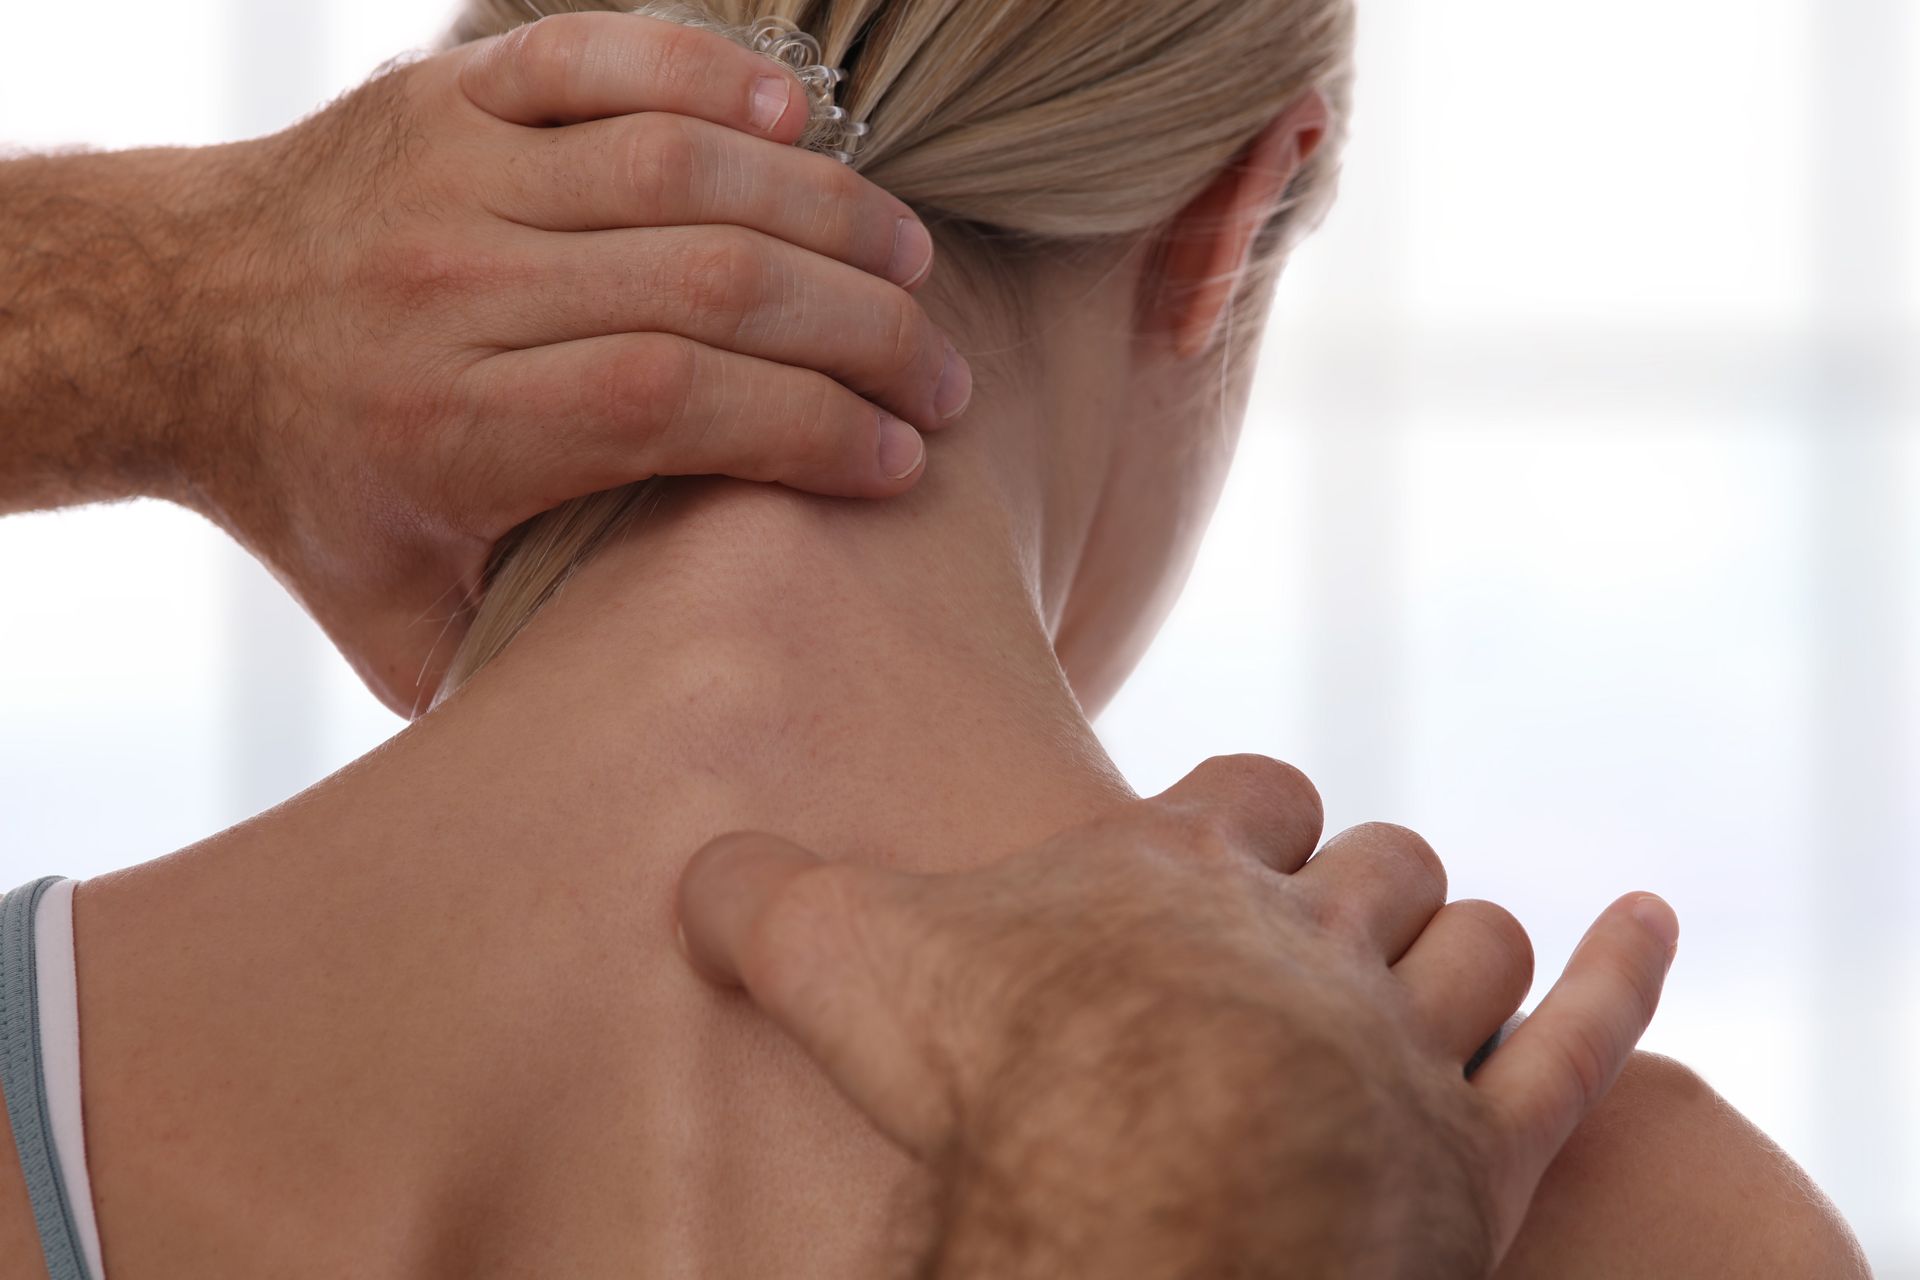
[1347,820,1431,856]
[508,16,583,99]
[1269,759,1324,822]
[1209,753,1323,818]
[639,19,719,100]
[822,155,870,212]
[626,113,700,215]
[1308,888,1367,938]
[1552,1017,1618,1114]
[1164,808,1245,866]
[1461,900,1535,985]
[366,236,502,312]
[1200,752,1289,787]
[680,228,767,323]
[1169,754,1325,858]
[807,156,875,250]
[1353,821,1448,897]
[365,236,454,300]
[590,335,695,443]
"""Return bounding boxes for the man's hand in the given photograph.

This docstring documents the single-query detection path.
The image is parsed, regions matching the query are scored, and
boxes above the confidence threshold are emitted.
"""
[675,756,1680,1278]
[0,13,969,713]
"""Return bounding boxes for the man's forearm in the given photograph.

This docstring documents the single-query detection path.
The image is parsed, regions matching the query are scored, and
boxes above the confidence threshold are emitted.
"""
[0,146,250,517]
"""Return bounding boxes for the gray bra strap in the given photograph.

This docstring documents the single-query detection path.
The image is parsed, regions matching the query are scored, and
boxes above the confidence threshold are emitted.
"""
[0,877,96,1280]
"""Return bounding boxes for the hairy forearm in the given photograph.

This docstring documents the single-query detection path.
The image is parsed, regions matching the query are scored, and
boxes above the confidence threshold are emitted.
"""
[0,145,253,517]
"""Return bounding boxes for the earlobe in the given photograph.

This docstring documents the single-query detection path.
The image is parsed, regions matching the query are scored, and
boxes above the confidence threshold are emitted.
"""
[1153,89,1332,361]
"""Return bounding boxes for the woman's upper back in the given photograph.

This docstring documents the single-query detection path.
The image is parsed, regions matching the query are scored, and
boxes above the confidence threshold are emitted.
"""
[13,486,1121,1278]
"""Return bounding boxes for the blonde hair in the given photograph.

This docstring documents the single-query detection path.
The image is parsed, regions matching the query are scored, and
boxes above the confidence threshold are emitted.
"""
[435,0,1355,701]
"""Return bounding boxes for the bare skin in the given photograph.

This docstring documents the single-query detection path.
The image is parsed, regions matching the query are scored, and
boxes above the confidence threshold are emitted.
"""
[0,69,1866,1280]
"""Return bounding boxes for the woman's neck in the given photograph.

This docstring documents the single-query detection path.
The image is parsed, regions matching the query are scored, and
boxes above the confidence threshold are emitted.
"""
[439,334,1138,869]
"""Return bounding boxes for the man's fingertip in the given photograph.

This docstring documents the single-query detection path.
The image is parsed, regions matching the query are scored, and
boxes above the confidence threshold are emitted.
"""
[750,73,797,136]
[889,217,936,290]
[1628,893,1680,960]
[673,911,735,987]
[877,414,926,482]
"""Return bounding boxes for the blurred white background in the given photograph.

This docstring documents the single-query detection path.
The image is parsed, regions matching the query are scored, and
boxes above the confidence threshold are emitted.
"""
[2,0,1916,1270]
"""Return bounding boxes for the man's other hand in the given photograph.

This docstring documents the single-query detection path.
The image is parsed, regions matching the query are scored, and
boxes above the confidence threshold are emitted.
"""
[184,13,964,712]
[675,755,1679,1278]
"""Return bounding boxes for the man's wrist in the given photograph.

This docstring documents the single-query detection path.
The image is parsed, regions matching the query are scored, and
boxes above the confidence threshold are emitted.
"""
[0,143,263,517]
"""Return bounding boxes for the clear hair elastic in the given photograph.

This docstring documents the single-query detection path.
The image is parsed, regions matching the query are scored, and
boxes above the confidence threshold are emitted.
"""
[747,16,870,165]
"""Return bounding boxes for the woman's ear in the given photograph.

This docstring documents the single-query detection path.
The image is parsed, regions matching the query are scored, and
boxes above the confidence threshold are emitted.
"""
[1149,89,1330,361]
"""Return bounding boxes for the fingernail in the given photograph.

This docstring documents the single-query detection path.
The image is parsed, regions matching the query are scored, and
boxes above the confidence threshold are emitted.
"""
[889,217,934,288]
[878,413,925,480]
[935,342,973,421]
[1631,894,1680,958]
[750,75,792,134]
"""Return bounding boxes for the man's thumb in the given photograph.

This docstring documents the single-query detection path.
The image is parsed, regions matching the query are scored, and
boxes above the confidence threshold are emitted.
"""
[675,830,832,988]
[673,831,956,1156]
